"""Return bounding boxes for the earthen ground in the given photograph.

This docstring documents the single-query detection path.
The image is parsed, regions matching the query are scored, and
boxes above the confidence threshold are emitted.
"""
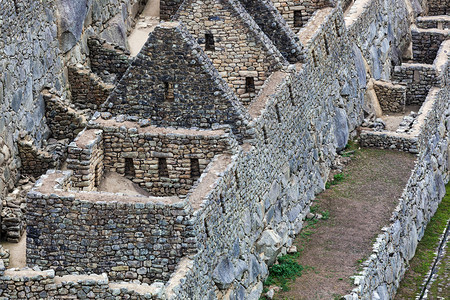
[2,232,26,269]
[381,105,421,131]
[97,171,151,196]
[274,147,416,299]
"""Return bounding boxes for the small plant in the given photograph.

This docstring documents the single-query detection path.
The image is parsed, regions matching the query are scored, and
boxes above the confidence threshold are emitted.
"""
[321,210,330,220]
[264,253,304,291]
[326,173,346,189]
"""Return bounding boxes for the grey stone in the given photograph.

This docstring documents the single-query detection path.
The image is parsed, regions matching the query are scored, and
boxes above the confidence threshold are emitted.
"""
[100,14,128,49]
[56,0,89,53]
[334,107,349,152]
[256,230,282,265]
[212,256,236,289]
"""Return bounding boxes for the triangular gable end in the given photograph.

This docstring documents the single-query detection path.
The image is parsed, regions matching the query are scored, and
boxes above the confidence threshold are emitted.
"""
[173,0,289,106]
[103,22,250,140]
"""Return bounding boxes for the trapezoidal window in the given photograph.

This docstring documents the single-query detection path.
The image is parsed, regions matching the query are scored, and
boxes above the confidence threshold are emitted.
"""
[245,77,255,93]
[190,158,200,180]
[164,82,174,101]
[124,158,135,177]
[205,33,215,51]
[294,10,303,28]
[158,158,169,178]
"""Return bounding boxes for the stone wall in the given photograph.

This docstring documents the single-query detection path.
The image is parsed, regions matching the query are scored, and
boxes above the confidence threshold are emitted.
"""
[239,0,305,63]
[412,25,450,64]
[373,81,406,113]
[345,0,412,80]
[271,0,335,31]
[0,0,65,197]
[428,0,449,15]
[104,23,253,142]
[167,7,366,299]
[59,0,145,62]
[174,0,287,105]
[68,65,115,111]
[160,0,185,20]
[347,59,449,300]
[392,63,438,105]
[0,269,165,299]
[26,170,197,283]
[67,129,105,191]
[43,91,87,140]
[88,37,131,83]
[17,137,60,179]
[417,15,450,29]
[84,117,237,197]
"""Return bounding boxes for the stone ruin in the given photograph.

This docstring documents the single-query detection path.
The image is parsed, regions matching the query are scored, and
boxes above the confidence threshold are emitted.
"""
[0,0,449,299]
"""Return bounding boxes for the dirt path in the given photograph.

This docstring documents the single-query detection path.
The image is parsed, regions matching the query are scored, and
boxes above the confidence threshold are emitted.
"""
[128,0,160,56]
[275,148,416,299]
[2,232,26,269]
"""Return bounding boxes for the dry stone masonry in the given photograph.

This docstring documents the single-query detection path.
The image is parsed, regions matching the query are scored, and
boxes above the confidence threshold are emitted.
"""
[0,0,449,299]
[174,0,287,105]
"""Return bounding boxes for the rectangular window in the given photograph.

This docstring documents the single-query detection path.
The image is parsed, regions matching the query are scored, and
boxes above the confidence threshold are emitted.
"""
[324,36,330,55]
[158,158,169,178]
[164,82,174,101]
[294,10,303,28]
[190,158,200,179]
[205,33,215,51]
[335,19,341,37]
[312,50,318,67]
[245,77,255,93]
[124,158,135,177]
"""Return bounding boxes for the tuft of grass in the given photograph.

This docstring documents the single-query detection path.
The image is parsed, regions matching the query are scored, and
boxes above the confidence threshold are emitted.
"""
[326,173,346,189]
[264,253,304,291]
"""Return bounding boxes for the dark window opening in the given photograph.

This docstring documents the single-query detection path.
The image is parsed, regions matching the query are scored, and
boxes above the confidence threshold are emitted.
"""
[324,36,330,55]
[312,50,318,67]
[263,126,268,144]
[245,77,255,93]
[13,0,19,14]
[220,199,226,214]
[275,104,282,123]
[289,84,296,106]
[125,158,135,177]
[294,10,303,28]
[204,218,210,237]
[235,170,240,189]
[164,82,174,101]
[158,158,169,178]
[205,33,215,51]
[94,163,101,187]
[191,158,200,179]
[335,19,341,37]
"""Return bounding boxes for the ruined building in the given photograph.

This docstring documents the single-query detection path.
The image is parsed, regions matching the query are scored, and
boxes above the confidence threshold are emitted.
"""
[0,0,449,299]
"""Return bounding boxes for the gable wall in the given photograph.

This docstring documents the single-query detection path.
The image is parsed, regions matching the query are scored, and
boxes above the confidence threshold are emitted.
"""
[175,0,286,106]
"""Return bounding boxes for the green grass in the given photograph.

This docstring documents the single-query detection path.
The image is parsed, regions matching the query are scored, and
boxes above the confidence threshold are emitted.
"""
[395,183,450,298]
[326,173,346,189]
[264,253,304,292]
